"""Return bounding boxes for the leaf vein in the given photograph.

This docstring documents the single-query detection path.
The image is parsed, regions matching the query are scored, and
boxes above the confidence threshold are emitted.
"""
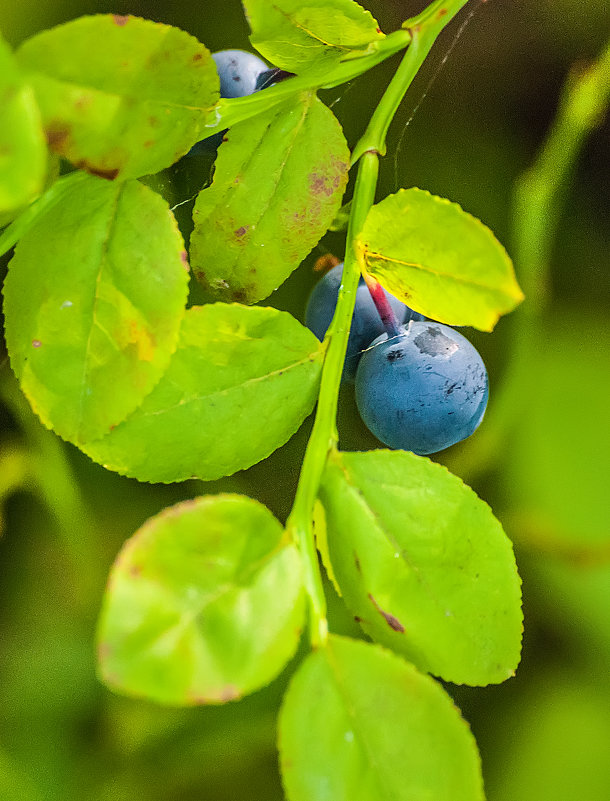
[363,249,514,295]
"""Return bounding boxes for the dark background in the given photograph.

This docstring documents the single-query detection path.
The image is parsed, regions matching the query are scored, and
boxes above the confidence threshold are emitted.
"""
[1,1,609,799]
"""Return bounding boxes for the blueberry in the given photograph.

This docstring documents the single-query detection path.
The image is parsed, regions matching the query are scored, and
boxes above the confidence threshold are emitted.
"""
[355,321,488,454]
[188,49,268,155]
[305,263,424,382]
[212,49,269,99]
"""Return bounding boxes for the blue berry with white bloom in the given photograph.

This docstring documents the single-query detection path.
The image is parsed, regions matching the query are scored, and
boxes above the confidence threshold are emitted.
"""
[355,321,488,454]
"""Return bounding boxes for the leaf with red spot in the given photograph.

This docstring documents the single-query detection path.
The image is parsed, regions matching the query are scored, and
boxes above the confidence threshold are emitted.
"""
[318,449,523,686]
[97,494,305,705]
[16,15,219,180]
[3,173,189,443]
[190,92,349,304]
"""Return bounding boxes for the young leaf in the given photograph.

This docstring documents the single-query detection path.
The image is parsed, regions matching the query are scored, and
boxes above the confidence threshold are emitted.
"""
[357,188,524,331]
[83,304,323,483]
[243,0,383,77]
[190,92,349,304]
[0,34,46,214]
[98,494,304,705]
[319,449,523,686]
[3,174,189,444]
[16,15,219,180]
[279,635,484,801]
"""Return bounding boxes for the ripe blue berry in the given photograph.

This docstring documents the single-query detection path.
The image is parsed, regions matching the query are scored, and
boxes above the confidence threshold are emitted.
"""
[355,321,488,454]
[212,49,269,99]
[305,264,424,382]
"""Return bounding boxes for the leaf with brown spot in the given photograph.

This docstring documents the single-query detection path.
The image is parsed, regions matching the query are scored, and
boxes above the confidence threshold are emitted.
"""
[3,173,189,443]
[97,495,305,705]
[319,449,523,686]
[16,15,219,180]
[190,92,349,304]
[368,593,405,633]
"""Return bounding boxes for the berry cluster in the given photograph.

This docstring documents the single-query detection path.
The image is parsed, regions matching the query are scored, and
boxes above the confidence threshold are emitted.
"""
[306,264,489,455]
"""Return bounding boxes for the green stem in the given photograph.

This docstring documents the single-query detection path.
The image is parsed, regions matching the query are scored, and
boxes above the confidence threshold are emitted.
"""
[287,0,473,648]
[352,0,470,161]
[513,38,610,312]
[287,153,378,648]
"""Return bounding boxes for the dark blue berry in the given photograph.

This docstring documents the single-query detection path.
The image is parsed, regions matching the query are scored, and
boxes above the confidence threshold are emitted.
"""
[305,263,424,382]
[355,321,488,454]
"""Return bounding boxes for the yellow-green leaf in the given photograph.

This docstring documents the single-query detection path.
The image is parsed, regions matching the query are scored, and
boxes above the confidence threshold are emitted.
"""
[279,635,484,801]
[319,449,523,685]
[243,0,384,77]
[98,495,304,705]
[16,15,219,180]
[357,188,524,331]
[190,92,349,304]
[3,174,189,444]
[83,304,323,482]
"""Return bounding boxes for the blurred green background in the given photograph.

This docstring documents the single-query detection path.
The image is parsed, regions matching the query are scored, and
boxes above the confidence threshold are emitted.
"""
[1,0,609,799]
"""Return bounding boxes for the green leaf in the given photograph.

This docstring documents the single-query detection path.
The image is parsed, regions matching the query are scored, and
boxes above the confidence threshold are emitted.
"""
[190,92,349,304]
[98,494,304,705]
[0,34,46,214]
[16,15,219,180]
[83,304,323,483]
[0,171,88,258]
[3,174,189,444]
[243,0,384,76]
[357,188,524,331]
[319,449,522,685]
[279,635,484,801]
